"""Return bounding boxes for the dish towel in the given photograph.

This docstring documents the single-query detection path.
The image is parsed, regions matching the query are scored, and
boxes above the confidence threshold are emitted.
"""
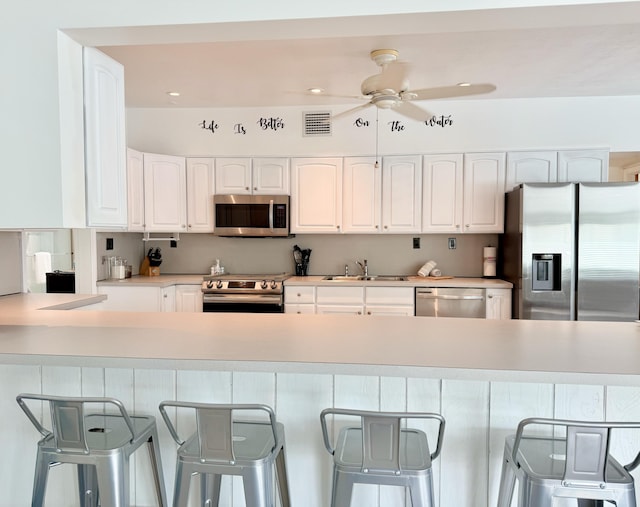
[33,252,52,285]
[418,260,437,277]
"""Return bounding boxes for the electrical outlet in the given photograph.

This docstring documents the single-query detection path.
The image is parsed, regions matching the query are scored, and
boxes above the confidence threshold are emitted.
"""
[413,237,420,249]
[106,238,113,250]
[170,240,177,248]
[448,238,456,250]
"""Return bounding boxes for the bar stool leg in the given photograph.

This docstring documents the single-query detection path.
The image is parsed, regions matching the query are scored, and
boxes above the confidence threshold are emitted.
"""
[77,464,99,507]
[408,476,434,507]
[94,453,128,507]
[146,432,168,506]
[496,448,517,507]
[31,450,50,507]
[275,444,291,507]
[172,460,192,507]
[200,473,222,506]
[330,470,354,507]
[243,464,274,507]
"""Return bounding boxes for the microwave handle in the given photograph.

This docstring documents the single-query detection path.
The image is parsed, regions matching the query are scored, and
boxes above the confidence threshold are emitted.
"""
[269,199,274,231]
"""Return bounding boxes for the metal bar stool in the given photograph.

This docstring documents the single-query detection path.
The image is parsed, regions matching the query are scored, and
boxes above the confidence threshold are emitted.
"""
[17,393,168,507]
[496,417,640,507]
[320,408,445,507]
[159,401,291,507]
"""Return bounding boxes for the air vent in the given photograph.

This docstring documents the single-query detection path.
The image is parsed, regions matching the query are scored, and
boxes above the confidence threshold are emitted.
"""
[303,111,331,137]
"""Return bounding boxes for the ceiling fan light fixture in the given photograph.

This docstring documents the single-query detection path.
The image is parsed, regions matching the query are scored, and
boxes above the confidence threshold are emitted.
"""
[370,49,399,67]
[308,87,324,94]
[166,91,181,97]
[372,95,399,109]
[457,82,471,87]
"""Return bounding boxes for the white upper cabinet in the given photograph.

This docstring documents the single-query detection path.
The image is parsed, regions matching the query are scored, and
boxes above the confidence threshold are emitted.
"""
[143,153,187,232]
[216,157,289,195]
[291,158,343,233]
[422,154,464,233]
[83,47,127,228]
[126,149,145,232]
[463,152,506,233]
[557,149,609,182]
[505,151,558,191]
[382,155,422,233]
[342,157,381,233]
[186,158,215,232]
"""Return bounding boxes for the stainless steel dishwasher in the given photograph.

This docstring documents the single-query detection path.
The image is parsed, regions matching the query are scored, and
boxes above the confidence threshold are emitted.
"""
[415,287,486,318]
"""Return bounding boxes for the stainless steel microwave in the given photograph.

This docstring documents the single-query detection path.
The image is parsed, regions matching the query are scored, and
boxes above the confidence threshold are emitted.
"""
[213,194,290,237]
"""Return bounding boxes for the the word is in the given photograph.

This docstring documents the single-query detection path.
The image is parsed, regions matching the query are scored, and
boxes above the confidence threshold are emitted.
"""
[234,123,247,135]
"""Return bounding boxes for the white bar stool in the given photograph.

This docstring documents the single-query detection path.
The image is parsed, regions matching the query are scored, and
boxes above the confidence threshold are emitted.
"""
[496,417,640,507]
[320,408,445,507]
[159,401,291,507]
[17,393,168,507]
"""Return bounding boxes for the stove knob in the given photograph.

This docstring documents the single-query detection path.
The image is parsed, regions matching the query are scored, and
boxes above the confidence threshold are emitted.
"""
[216,280,223,289]
[207,281,214,289]
[260,280,268,289]
[270,280,278,289]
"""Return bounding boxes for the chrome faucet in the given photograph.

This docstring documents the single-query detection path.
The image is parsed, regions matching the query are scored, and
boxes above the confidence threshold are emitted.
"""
[355,259,368,276]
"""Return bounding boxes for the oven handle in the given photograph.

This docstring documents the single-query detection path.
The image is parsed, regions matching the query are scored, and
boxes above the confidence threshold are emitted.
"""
[269,199,274,231]
[202,294,283,305]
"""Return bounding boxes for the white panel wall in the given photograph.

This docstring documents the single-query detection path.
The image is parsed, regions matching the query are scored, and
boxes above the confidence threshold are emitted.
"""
[5,364,640,507]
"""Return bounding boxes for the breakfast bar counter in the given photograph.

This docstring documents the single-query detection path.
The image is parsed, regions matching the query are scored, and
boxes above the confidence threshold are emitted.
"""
[1,293,639,507]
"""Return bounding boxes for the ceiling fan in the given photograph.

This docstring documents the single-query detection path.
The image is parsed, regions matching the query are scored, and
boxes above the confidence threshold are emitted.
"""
[329,49,496,121]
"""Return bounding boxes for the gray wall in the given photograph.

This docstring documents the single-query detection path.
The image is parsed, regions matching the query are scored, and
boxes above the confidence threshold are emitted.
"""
[0,232,23,295]
[136,233,498,277]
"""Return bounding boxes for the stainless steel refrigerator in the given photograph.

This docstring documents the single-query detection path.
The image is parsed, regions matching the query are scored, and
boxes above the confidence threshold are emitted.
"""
[500,182,640,321]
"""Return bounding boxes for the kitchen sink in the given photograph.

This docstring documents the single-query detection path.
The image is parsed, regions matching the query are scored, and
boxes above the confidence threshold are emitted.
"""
[322,275,408,282]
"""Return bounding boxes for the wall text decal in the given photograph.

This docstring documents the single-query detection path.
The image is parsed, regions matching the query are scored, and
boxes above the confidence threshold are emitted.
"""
[425,115,453,127]
[234,123,247,135]
[388,120,405,132]
[200,120,219,134]
[257,117,285,131]
[353,118,370,127]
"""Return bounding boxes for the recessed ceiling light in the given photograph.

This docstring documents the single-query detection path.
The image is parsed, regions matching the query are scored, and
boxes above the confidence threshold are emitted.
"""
[308,88,324,94]
[457,82,471,87]
[167,91,181,97]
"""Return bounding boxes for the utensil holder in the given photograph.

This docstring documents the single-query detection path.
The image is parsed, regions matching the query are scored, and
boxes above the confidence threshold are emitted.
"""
[295,262,308,276]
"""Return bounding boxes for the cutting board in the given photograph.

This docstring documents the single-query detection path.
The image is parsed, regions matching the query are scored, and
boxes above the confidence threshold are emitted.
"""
[419,276,454,280]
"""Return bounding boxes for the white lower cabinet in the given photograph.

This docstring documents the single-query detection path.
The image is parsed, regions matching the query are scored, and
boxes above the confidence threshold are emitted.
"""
[365,286,414,316]
[284,286,316,314]
[316,286,364,315]
[175,285,203,312]
[485,288,512,320]
[96,285,176,312]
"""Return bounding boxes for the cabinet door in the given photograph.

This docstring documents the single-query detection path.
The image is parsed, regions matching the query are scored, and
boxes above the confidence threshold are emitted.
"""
[253,158,290,194]
[97,286,162,311]
[422,154,463,233]
[186,158,215,232]
[175,285,203,312]
[161,286,176,312]
[485,288,512,320]
[505,151,558,191]
[316,305,363,315]
[83,48,127,228]
[365,305,414,316]
[143,153,187,232]
[215,158,252,194]
[127,148,145,232]
[343,157,381,233]
[285,304,316,314]
[382,155,422,233]
[558,149,609,182]
[291,158,343,233]
[463,153,506,233]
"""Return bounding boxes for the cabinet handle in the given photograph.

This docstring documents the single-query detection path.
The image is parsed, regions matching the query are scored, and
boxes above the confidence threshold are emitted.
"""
[254,187,258,191]
[367,311,371,315]
[465,224,470,228]
[375,225,379,229]
[455,224,460,228]
[188,224,192,228]
[297,293,301,297]
[245,186,249,190]
[488,295,494,299]
[163,294,168,298]
[357,311,362,315]
[384,225,388,229]
[337,225,340,229]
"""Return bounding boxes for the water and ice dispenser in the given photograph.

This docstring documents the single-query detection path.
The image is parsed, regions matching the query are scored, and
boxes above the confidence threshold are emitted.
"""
[532,254,561,291]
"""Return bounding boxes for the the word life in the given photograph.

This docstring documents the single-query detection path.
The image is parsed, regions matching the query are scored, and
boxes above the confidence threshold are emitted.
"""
[425,115,453,128]
[200,120,219,134]
[257,117,285,131]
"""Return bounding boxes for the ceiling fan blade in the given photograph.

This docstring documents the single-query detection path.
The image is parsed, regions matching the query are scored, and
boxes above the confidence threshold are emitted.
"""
[362,62,411,95]
[393,101,432,122]
[410,83,496,101]
[332,102,373,121]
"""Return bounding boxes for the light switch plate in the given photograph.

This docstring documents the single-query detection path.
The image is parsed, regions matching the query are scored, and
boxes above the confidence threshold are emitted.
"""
[448,238,456,249]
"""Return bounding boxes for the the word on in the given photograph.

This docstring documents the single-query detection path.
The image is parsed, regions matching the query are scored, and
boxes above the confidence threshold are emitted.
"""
[353,118,370,127]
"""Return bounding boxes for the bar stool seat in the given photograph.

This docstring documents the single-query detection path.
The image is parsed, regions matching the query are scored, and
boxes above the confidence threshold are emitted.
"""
[159,401,290,507]
[17,393,167,507]
[320,408,445,507]
[496,417,640,507]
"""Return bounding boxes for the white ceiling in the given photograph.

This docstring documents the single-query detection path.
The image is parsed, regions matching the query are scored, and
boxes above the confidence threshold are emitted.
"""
[92,4,640,165]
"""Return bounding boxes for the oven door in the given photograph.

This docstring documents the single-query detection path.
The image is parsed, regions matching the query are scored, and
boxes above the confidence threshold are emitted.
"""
[202,293,284,313]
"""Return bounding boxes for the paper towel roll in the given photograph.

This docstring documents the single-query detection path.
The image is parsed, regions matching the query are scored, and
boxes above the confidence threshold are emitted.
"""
[418,260,437,277]
[483,247,497,278]
[33,252,52,285]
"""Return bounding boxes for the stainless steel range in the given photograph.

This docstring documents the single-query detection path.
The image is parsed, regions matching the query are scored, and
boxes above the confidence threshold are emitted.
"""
[201,273,290,313]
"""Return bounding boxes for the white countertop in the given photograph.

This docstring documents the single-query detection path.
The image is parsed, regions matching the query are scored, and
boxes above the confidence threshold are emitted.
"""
[97,274,205,287]
[0,293,638,386]
[285,275,513,288]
